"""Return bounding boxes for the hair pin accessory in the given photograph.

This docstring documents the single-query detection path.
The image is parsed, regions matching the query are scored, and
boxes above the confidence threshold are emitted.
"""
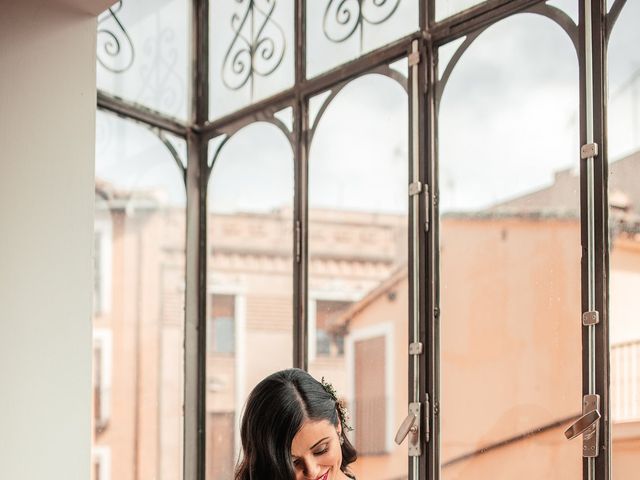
[321,377,353,432]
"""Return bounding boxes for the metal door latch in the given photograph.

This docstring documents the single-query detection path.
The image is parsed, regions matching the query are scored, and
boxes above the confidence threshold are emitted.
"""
[582,310,599,326]
[409,181,422,196]
[395,402,421,456]
[564,394,600,457]
[580,143,599,159]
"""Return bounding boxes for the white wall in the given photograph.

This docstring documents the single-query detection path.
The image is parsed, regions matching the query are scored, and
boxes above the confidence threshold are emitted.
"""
[0,0,110,478]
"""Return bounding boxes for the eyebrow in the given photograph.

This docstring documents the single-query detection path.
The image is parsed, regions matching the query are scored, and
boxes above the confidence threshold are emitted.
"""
[291,437,330,459]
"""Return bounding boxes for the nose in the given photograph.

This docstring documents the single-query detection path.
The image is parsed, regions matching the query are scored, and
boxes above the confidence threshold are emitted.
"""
[300,458,321,479]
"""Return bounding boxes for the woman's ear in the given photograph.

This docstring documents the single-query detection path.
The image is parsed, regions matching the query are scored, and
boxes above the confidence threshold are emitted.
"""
[336,415,342,436]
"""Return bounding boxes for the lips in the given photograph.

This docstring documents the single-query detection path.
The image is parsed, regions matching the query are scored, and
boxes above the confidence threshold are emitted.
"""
[316,470,329,480]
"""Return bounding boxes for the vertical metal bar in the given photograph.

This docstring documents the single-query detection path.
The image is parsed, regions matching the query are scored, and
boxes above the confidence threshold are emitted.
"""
[410,41,420,404]
[585,0,596,388]
[409,38,421,480]
[583,0,597,474]
[295,0,305,97]
[183,133,207,480]
[581,0,610,477]
[293,0,308,370]
[184,1,209,480]
[424,37,439,480]
[293,99,309,370]
[193,0,209,125]
[592,0,611,478]
[426,0,435,29]
[294,100,309,370]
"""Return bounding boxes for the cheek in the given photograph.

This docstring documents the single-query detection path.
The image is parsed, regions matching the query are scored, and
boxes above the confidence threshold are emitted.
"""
[330,445,343,466]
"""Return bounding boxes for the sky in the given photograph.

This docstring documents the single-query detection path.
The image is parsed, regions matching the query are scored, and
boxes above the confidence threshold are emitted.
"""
[438,11,580,211]
[95,0,640,215]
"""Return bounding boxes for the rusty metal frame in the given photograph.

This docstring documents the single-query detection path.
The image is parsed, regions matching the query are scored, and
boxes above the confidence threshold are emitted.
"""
[183,1,209,480]
[97,90,189,137]
[94,0,618,479]
[579,0,610,477]
[292,0,308,370]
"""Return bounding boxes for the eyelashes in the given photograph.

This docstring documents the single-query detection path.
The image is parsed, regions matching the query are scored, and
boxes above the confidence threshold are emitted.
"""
[292,444,330,469]
[314,446,329,456]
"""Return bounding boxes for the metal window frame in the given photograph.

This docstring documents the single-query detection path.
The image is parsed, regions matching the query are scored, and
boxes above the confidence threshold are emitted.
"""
[580,0,610,478]
[94,0,615,479]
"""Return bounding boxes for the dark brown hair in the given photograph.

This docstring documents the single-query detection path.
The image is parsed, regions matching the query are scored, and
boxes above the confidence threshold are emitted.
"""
[234,368,357,480]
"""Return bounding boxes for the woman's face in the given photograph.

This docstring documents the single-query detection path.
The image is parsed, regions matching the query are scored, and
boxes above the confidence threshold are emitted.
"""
[290,419,346,480]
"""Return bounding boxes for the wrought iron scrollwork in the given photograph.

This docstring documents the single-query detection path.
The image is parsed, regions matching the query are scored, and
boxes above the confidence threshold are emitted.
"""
[222,0,286,97]
[323,0,401,49]
[97,1,135,74]
[137,28,185,117]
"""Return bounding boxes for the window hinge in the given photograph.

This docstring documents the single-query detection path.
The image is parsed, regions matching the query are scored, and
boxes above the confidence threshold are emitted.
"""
[295,220,301,263]
[409,182,431,232]
[425,394,430,443]
[425,184,430,232]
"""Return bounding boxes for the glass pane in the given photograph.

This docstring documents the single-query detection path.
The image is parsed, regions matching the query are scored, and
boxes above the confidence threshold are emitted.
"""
[436,0,486,22]
[308,73,408,480]
[206,122,294,479]
[92,111,186,480]
[274,106,294,133]
[209,0,294,120]
[307,0,419,78]
[437,36,465,80]
[437,14,581,478]
[97,0,190,120]
[607,1,640,475]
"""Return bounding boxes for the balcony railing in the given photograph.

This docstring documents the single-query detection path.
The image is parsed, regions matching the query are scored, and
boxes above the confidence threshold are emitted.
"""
[611,339,640,422]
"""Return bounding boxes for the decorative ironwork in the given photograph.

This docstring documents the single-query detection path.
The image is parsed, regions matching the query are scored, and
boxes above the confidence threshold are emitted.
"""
[323,0,401,49]
[157,130,187,181]
[136,28,186,118]
[97,1,135,74]
[222,0,286,97]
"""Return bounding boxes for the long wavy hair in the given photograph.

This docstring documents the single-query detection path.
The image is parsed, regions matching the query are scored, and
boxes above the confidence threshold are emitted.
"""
[234,368,357,480]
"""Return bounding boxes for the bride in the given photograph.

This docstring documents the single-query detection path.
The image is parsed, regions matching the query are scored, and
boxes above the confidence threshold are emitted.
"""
[234,368,357,480]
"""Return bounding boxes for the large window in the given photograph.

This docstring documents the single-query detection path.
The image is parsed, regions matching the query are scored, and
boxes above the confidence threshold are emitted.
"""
[307,71,409,479]
[92,110,187,480]
[205,120,294,479]
[437,10,582,478]
[97,0,190,119]
[93,1,633,480]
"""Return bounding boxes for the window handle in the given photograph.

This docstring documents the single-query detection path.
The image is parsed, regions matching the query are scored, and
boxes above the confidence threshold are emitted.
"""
[394,412,418,445]
[564,409,600,440]
[394,402,422,456]
[564,394,600,458]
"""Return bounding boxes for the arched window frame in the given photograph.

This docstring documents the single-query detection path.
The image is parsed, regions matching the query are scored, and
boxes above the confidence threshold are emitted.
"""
[94,1,622,479]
